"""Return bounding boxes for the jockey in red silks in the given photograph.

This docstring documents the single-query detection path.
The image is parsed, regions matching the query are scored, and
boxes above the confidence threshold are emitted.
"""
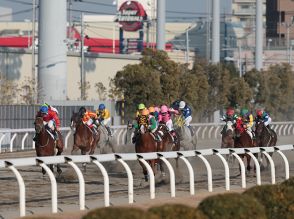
[158,105,179,143]
[34,105,60,141]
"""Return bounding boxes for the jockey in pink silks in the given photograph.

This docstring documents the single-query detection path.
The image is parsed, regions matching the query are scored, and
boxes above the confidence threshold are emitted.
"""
[158,105,179,143]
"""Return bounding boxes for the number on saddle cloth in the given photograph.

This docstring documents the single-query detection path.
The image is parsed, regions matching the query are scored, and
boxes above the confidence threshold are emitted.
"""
[174,115,185,127]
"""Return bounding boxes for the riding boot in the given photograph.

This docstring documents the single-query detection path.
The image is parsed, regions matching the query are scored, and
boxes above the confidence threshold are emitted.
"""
[132,131,137,144]
[92,128,98,135]
[106,126,113,137]
[53,131,59,141]
[188,125,194,136]
[33,133,38,142]
[154,132,161,142]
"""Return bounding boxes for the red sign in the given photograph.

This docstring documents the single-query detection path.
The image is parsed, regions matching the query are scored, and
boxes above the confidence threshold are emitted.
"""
[117,1,147,32]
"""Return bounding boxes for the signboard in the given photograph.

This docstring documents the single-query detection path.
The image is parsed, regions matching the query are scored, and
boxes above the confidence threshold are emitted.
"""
[116,0,157,20]
[116,1,147,31]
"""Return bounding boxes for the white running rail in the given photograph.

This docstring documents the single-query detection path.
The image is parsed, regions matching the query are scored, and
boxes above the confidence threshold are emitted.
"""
[0,144,293,217]
[0,122,293,153]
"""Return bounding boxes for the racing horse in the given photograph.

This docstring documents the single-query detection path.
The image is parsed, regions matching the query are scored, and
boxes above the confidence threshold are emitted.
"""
[255,120,277,169]
[234,119,255,172]
[157,123,181,174]
[70,112,100,169]
[173,115,197,150]
[221,120,235,149]
[135,124,157,182]
[34,116,64,175]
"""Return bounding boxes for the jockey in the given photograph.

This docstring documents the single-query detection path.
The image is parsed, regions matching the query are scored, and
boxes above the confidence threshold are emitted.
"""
[148,106,159,122]
[79,107,98,135]
[136,103,146,118]
[220,107,238,134]
[171,100,181,110]
[41,103,59,115]
[34,105,60,141]
[132,108,161,143]
[96,103,113,137]
[255,109,272,128]
[178,101,194,135]
[158,105,178,143]
[240,108,254,139]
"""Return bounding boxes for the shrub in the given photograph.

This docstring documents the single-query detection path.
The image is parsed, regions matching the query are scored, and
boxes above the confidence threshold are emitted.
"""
[244,184,289,219]
[198,193,266,219]
[148,204,207,219]
[83,207,158,219]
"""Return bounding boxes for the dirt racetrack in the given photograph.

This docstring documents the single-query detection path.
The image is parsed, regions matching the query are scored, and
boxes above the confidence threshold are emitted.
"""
[0,136,293,219]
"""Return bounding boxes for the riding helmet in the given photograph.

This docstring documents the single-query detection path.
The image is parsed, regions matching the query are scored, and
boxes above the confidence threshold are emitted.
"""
[79,107,87,115]
[179,101,186,109]
[256,109,263,117]
[40,105,48,114]
[99,103,105,110]
[160,105,168,113]
[138,103,145,110]
[141,108,149,116]
[240,108,249,116]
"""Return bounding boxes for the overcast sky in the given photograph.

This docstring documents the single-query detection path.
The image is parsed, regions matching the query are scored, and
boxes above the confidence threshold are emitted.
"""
[0,0,231,22]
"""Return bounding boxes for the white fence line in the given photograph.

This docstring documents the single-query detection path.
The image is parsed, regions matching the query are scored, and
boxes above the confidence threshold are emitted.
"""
[0,122,294,153]
[0,144,293,217]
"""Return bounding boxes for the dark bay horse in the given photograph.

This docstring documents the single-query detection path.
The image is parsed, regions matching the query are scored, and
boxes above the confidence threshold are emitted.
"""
[34,117,64,175]
[135,125,157,182]
[70,112,100,156]
[255,120,277,169]
[234,120,255,172]
[221,120,235,149]
[157,123,181,174]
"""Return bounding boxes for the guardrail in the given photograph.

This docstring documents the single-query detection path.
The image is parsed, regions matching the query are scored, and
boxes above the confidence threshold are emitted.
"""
[0,144,293,217]
[0,121,293,153]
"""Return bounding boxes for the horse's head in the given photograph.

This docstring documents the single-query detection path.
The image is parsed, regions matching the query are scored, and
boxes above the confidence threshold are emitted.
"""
[255,120,264,136]
[70,112,82,132]
[157,123,169,134]
[226,121,234,132]
[139,124,148,134]
[35,117,44,134]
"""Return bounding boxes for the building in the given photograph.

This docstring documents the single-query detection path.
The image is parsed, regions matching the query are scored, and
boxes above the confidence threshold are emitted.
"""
[266,0,294,47]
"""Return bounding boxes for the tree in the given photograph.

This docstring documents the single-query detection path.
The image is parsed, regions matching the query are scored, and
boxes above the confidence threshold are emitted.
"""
[227,77,253,109]
[18,77,37,104]
[0,75,18,104]
[95,82,107,101]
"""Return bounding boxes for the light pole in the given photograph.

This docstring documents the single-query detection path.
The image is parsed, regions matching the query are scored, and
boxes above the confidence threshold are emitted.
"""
[185,25,194,64]
[267,38,272,50]
[282,19,294,64]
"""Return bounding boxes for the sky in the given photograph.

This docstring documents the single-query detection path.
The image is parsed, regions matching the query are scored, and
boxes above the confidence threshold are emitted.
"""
[0,0,231,22]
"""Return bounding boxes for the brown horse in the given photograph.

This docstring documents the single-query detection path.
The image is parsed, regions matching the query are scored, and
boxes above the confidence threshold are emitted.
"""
[255,120,277,169]
[157,123,181,174]
[221,120,235,149]
[234,120,255,172]
[34,117,64,175]
[70,112,100,156]
[135,124,157,182]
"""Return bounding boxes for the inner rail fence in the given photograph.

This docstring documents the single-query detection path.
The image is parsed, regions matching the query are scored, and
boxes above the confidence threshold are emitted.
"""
[0,121,294,153]
[1,144,293,217]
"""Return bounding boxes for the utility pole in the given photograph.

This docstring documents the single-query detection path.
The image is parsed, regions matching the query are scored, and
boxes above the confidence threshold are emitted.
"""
[206,0,211,61]
[255,0,263,70]
[211,0,220,63]
[32,0,36,102]
[185,28,190,63]
[80,13,85,100]
[156,0,166,50]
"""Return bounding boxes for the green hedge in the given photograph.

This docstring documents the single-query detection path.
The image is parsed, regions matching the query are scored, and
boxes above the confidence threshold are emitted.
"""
[198,193,267,219]
[83,207,159,219]
[148,204,207,219]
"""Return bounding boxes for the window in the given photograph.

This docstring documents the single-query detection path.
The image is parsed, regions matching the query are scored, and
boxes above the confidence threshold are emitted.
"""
[281,11,285,22]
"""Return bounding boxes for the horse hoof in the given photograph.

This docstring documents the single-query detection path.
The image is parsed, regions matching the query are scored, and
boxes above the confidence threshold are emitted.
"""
[144,175,149,182]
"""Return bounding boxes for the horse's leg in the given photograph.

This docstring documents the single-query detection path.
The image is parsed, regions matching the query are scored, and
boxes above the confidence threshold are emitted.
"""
[246,154,251,172]
[42,167,46,176]
[81,149,87,172]
[139,160,148,182]
[71,144,80,155]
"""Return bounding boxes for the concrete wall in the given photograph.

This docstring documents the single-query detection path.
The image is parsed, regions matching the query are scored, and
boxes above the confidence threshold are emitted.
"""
[0,48,140,101]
